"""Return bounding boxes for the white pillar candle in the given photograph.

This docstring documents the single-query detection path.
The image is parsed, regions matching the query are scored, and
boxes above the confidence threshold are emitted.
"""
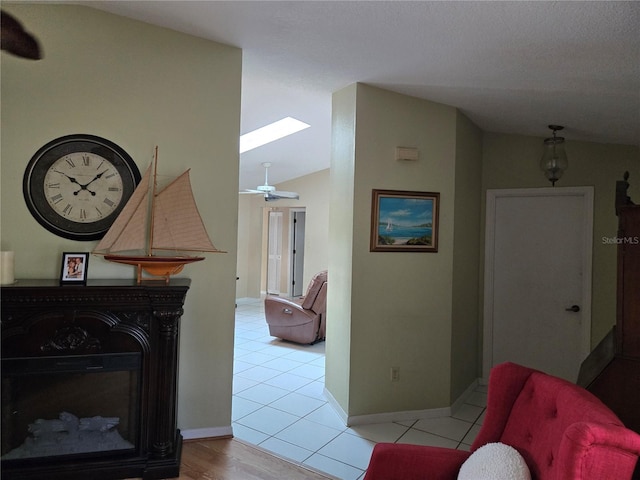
[1,251,15,285]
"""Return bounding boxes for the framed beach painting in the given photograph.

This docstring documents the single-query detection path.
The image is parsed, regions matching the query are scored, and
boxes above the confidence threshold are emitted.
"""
[370,189,439,252]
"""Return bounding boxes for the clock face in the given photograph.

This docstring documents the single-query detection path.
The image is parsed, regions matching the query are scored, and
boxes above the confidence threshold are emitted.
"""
[24,135,141,241]
[44,152,125,224]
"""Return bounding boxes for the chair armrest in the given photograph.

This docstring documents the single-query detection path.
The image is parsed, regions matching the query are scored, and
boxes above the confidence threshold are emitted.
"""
[363,443,471,480]
[264,296,317,326]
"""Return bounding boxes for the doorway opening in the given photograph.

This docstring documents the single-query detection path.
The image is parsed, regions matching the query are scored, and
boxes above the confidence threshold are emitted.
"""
[233,203,331,460]
[265,207,306,297]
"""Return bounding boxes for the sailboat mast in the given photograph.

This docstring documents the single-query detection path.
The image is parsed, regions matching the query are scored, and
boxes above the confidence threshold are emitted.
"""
[147,146,159,257]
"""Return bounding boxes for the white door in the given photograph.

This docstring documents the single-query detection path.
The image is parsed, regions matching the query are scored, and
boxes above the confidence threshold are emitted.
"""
[484,187,593,382]
[267,211,283,295]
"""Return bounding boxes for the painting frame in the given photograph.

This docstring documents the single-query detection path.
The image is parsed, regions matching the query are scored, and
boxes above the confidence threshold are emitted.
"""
[60,252,89,285]
[370,189,440,252]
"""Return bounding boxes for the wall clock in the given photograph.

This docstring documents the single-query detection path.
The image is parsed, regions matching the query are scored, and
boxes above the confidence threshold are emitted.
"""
[23,134,141,241]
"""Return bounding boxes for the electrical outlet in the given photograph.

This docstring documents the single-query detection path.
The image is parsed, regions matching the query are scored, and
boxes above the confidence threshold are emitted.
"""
[391,366,400,382]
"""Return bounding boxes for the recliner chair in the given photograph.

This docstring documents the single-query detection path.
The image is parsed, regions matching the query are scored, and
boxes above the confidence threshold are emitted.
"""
[264,270,327,344]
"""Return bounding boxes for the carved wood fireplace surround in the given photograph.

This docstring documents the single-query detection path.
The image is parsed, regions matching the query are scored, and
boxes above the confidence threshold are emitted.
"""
[1,279,190,480]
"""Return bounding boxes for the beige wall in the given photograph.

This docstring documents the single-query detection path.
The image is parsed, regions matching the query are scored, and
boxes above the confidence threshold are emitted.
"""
[481,133,640,348]
[235,168,330,298]
[1,5,242,432]
[326,84,358,411]
[236,194,264,298]
[450,112,483,400]
[327,84,481,418]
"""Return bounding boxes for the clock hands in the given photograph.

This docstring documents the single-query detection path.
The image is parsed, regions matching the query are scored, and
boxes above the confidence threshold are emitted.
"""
[53,169,81,187]
[83,170,108,189]
[54,169,109,196]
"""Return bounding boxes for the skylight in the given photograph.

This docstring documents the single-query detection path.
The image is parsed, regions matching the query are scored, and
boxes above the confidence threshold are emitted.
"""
[239,117,310,153]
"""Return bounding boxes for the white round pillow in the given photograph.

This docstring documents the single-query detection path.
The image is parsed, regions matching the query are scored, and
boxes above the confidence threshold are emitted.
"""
[458,442,531,480]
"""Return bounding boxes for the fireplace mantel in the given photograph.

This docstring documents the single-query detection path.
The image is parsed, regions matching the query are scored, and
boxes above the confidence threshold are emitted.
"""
[1,279,190,480]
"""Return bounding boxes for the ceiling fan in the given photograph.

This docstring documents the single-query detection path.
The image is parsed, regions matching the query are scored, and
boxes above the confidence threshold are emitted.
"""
[240,162,299,201]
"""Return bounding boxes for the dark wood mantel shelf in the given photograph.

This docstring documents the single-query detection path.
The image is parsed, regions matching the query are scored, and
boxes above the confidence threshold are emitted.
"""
[1,278,190,480]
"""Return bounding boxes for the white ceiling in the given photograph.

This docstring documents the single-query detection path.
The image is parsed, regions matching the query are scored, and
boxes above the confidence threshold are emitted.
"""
[80,1,640,190]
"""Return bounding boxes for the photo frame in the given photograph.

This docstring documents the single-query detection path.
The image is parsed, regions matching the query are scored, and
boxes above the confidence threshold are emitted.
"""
[370,189,440,252]
[60,252,89,284]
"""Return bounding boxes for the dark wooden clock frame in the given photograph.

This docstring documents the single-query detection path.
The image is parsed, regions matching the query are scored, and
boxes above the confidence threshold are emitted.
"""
[1,279,190,480]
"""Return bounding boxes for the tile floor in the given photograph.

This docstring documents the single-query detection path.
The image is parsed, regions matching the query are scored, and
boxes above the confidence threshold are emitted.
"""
[232,298,487,480]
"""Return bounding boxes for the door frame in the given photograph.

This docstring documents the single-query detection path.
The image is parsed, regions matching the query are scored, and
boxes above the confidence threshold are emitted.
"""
[482,186,594,381]
[289,208,306,297]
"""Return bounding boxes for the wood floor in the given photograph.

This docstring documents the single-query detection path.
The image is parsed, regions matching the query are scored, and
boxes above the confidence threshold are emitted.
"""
[172,438,337,480]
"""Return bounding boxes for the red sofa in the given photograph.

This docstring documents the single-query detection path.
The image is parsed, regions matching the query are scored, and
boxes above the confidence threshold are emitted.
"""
[364,362,640,480]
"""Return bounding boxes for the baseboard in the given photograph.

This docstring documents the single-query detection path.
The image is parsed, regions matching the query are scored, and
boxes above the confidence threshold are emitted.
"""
[323,387,349,425]
[181,425,233,440]
[450,377,479,416]
[348,405,452,426]
[323,378,481,427]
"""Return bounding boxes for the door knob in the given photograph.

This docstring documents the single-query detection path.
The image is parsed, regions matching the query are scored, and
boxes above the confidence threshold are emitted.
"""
[565,305,580,313]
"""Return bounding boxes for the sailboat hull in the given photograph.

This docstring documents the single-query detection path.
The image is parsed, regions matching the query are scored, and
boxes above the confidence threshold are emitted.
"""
[104,255,204,283]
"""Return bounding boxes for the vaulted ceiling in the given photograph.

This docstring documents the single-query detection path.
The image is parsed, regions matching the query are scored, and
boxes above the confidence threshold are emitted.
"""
[82,1,640,190]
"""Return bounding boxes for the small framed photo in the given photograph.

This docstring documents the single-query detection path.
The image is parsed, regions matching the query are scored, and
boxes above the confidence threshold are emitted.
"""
[370,189,440,252]
[60,252,89,284]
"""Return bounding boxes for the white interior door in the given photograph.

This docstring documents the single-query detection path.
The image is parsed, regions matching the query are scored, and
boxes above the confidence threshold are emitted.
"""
[484,187,593,382]
[267,211,283,295]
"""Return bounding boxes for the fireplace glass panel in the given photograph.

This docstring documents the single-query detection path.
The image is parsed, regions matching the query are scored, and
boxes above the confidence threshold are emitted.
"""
[1,353,141,460]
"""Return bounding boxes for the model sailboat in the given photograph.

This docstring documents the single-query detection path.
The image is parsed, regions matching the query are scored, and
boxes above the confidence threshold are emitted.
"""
[93,147,224,283]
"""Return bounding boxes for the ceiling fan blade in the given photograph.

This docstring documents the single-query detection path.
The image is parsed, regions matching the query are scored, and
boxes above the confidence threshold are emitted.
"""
[271,190,300,199]
[239,189,263,194]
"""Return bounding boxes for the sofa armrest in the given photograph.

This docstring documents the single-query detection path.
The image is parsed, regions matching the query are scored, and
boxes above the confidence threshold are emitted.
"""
[557,422,640,480]
[363,443,471,480]
[264,296,317,327]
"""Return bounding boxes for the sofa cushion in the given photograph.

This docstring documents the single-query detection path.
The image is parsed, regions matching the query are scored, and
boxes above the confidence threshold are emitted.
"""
[458,442,531,480]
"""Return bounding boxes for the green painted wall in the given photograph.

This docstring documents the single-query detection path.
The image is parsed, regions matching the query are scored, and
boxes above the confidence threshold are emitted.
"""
[325,84,357,411]
[1,4,242,431]
[327,84,482,417]
[481,133,640,349]
[450,112,483,400]
[235,168,330,299]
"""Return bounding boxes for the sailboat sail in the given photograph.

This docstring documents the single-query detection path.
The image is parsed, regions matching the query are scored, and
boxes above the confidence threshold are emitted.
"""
[152,170,218,253]
[94,164,220,255]
[94,165,151,254]
[93,148,224,283]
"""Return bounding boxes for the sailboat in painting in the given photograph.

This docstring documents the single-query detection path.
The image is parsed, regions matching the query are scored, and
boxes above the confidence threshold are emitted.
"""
[93,147,224,283]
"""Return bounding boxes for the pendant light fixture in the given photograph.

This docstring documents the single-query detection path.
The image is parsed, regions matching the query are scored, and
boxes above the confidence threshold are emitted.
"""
[540,125,568,186]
